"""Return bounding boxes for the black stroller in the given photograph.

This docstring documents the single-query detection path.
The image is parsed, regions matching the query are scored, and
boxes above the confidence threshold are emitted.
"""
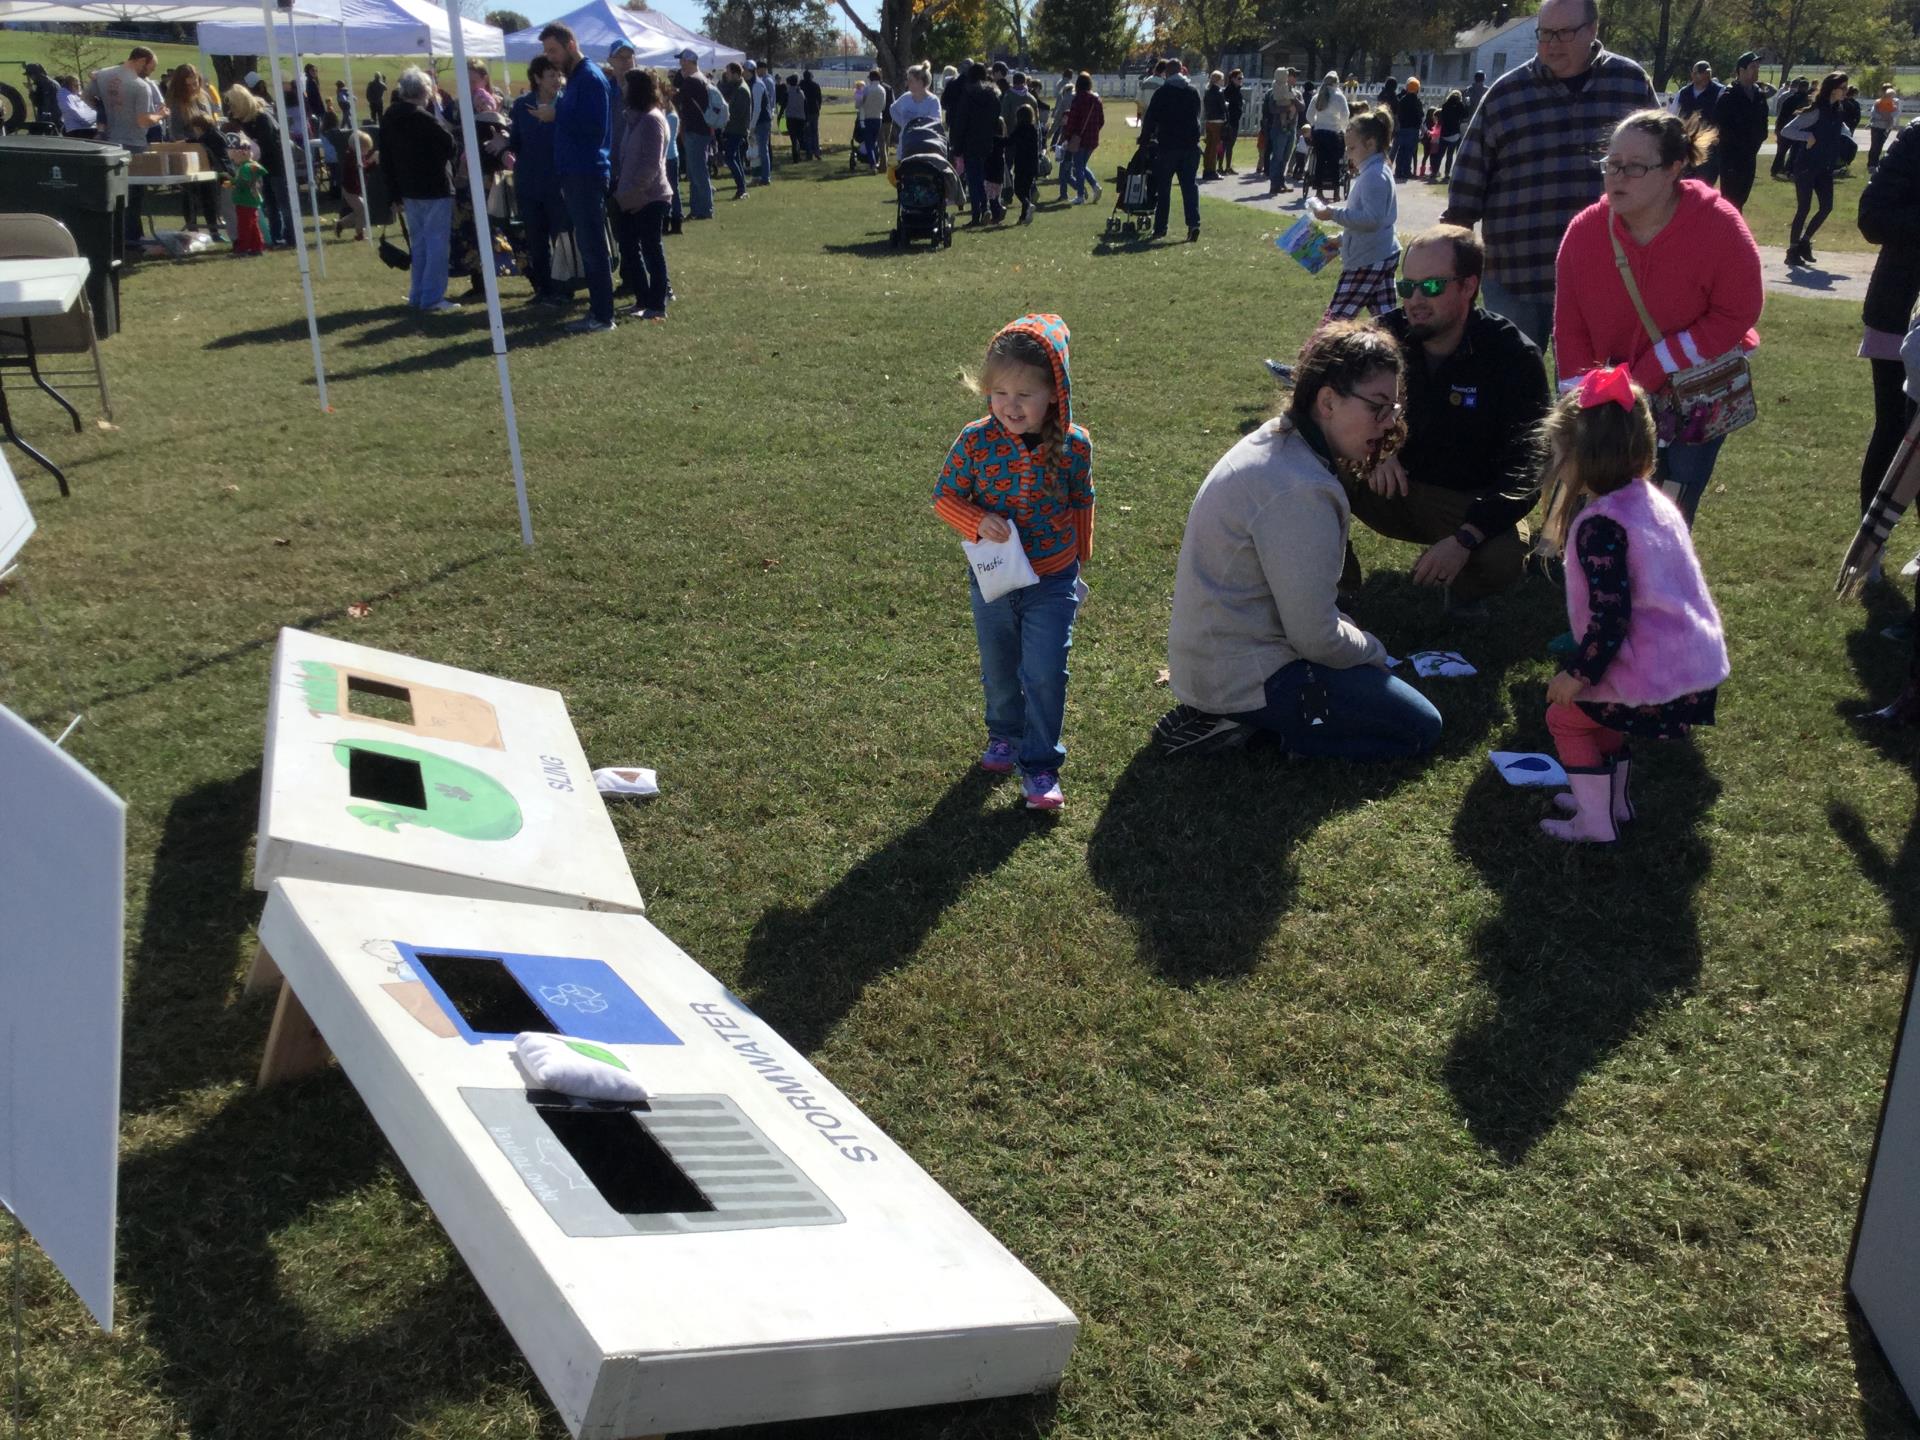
[891,119,957,249]
[1104,137,1158,240]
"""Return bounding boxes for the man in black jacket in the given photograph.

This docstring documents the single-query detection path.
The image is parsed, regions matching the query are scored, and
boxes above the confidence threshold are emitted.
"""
[379,67,460,313]
[950,62,1004,224]
[1857,119,1920,516]
[1709,52,1769,208]
[1141,59,1202,242]
[1392,79,1426,180]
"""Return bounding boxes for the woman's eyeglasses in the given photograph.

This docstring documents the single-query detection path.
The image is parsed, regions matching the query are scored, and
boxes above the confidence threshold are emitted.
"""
[1595,157,1658,178]
[1338,389,1403,422]
[1394,276,1456,298]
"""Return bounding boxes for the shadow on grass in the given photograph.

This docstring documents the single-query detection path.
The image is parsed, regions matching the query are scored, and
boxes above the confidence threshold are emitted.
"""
[1848,1295,1920,1439]
[1832,579,1920,959]
[738,769,1046,1053]
[21,545,512,728]
[117,1078,551,1439]
[708,1390,1059,1439]
[1444,693,1719,1164]
[820,235,903,257]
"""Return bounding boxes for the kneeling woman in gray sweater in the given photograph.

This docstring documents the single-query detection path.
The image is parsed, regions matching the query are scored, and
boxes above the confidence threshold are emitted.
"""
[1157,322,1442,759]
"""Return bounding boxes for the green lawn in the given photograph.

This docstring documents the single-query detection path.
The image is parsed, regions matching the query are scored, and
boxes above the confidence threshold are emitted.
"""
[3,108,1919,1440]
[1735,161,1876,254]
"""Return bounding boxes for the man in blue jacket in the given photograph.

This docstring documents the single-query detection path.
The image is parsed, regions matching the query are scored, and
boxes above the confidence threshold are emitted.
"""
[1140,58,1202,242]
[540,21,616,333]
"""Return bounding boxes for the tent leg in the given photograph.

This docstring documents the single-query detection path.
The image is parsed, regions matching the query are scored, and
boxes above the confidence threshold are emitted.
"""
[261,0,331,413]
[444,0,534,548]
[339,26,374,252]
[289,20,327,279]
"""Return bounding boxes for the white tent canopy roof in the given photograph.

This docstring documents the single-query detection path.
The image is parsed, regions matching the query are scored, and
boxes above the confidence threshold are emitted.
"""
[502,0,740,67]
[198,0,504,57]
[0,0,338,21]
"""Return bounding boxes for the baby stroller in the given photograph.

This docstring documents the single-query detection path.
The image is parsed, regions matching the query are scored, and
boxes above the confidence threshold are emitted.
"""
[891,119,957,249]
[1104,138,1158,239]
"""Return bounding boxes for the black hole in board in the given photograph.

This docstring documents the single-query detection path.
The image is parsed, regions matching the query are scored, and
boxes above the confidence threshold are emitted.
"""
[416,953,552,1036]
[346,747,427,809]
[345,675,415,726]
[538,1106,715,1216]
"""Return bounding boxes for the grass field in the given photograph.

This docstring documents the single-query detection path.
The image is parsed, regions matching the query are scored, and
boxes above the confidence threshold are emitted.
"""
[3,105,1920,1440]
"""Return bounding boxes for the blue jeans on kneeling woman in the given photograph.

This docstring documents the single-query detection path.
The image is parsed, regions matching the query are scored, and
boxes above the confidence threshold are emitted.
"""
[1229,659,1441,760]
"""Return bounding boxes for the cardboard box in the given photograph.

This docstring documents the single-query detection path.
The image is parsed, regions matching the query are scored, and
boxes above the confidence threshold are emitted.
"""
[168,150,205,176]
[127,151,167,177]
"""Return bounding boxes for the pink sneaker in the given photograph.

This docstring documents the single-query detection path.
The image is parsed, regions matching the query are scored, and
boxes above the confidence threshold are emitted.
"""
[1021,769,1064,810]
[979,737,1017,774]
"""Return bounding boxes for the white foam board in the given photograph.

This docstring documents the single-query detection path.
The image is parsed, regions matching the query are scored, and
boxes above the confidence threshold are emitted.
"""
[0,450,33,571]
[258,877,1078,1438]
[0,702,125,1330]
[1851,957,1920,1415]
[254,628,643,913]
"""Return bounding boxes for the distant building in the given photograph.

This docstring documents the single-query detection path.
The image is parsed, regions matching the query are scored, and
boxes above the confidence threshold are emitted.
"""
[1423,12,1538,89]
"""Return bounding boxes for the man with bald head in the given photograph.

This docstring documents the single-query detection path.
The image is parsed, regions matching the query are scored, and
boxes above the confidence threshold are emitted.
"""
[1440,0,1656,348]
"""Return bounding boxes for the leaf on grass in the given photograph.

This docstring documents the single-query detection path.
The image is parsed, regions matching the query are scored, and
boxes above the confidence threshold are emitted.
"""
[96,419,119,431]
[761,557,779,571]
[1154,667,1170,687]
[347,601,373,619]
[272,537,291,547]
[1119,504,1133,513]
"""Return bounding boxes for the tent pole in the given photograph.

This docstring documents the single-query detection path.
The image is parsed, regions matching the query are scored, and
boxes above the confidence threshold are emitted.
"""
[444,0,533,547]
[261,1,331,413]
[289,16,327,278]
[339,19,373,252]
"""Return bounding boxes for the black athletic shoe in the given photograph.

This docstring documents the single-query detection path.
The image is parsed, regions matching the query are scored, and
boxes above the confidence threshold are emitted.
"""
[1154,704,1248,757]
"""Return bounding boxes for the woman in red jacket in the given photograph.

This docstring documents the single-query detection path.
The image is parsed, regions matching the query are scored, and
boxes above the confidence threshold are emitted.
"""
[1055,71,1105,205]
[1553,109,1763,526]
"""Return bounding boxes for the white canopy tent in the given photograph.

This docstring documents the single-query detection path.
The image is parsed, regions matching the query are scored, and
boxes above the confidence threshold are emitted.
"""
[197,0,505,60]
[502,0,742,67]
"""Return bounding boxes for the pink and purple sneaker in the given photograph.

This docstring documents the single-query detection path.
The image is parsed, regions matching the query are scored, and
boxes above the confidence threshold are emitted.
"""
[1021,769,1064,810]
[980,737,1017,774]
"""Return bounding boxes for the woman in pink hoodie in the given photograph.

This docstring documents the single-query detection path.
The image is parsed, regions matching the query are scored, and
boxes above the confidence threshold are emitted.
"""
[1534,367,1730,846]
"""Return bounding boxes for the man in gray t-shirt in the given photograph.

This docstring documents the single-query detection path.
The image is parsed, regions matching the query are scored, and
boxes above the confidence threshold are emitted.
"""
[86,47,164,242]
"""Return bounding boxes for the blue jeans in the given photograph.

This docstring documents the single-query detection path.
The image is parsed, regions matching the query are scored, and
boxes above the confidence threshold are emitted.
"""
[520,186,566,298]
[1058,146,1091,199]
[1655,434,1727,526]
[1267,123,1295,190]
[721,132,748,195]
[665,150,682,224]
[754,118,773,181]
[967,562,1082,773]
[1477,273,1553,353]
[1152,144,1201,235]
[1229,659,1442,760]
[560,173,614,324]
[405,195,452,308]
[683,131,714,218]
[964,153,990,217]
[263,167,296,248]
[1393,126,1420,179]
[857,116,882,165]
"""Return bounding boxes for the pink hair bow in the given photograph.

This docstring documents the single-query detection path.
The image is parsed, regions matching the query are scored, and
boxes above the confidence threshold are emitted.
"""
[1577,365,1636,412]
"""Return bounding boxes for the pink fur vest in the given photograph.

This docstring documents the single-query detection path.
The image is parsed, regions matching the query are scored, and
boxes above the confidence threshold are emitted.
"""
[1565,479,1730,706]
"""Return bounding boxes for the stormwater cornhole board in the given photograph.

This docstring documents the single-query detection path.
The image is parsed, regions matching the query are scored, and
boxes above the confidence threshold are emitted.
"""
[257,876,1079,1438]
[1848,954,1920,1414]
[254,627,643,913]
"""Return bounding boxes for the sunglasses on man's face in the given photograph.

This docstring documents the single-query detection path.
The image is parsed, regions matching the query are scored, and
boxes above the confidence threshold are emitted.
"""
[1395,276,1457,298]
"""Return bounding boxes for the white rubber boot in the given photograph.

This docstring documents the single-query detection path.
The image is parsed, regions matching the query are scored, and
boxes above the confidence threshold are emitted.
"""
[1540,767,1619,844]
[1553,747,1633,826]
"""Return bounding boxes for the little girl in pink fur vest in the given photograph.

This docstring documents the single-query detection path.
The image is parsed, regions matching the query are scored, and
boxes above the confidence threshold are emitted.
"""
[1535,366,1729,845]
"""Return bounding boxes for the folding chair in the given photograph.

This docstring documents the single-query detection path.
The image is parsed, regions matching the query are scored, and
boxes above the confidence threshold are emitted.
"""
[0,213,113,496]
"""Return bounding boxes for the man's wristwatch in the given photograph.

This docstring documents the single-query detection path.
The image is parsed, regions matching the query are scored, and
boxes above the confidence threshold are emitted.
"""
[1453,526,1483,553]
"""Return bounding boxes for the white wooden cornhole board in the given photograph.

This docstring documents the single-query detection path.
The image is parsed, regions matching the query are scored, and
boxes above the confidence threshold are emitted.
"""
[1849,957,1920,1415]
[255,877,1078,1438]
[253,627,643,914]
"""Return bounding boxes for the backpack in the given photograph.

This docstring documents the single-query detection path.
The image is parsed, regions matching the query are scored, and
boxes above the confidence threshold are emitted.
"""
[702,81,728,130]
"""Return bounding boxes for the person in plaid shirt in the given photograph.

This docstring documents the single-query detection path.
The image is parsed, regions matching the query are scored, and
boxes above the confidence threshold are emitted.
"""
[1440,0,1656,348]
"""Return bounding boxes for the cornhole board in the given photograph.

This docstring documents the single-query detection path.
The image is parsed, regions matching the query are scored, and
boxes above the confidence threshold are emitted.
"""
[1847,953,1920,1415]
[253,627,643,915]
[1,449,33,571]
[255,876,1079,1438]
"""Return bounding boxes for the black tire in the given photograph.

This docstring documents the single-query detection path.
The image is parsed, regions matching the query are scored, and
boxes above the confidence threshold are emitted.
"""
[0,83,26,134]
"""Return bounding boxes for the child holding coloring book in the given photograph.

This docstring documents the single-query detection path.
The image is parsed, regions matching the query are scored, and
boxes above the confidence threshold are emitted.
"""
[1306,110,1399,326]
[1534,366,1729,845]
[933,314,1094,810]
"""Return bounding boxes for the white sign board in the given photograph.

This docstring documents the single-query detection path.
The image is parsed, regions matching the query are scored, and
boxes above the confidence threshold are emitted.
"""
[1850,957,1920,1415]
[0,702,125,1331]
[254,629,643,913]
[258,877,1078,1438]
[0,449,34,571]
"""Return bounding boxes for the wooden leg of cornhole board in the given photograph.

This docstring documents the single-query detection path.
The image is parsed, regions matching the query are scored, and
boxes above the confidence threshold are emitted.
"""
[257,979,332,1086]
[242,940,283,998]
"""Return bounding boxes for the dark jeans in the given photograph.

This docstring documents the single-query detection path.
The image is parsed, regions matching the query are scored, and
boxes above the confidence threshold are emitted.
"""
[665,151,682,225]
[1718,154,1756,210]
[614,199,669,312]
[964,149,990,218]
[1864,357,1918,514]
[1772,137,1799,176]
[1872,126,1890,167]
[1653,435,1727,526]
[263,167,296,247]
[1791,165,1835,247]
[560,172,614,324]
[1228,659,1443,760]
[1393,126,1419,179]
[181,179,223,235]
[1151,143,1200,235]
[721,132,748,195]
[521,186,566,297]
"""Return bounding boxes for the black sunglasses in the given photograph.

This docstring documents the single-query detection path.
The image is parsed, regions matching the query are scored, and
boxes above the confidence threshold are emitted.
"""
[1395,276,1459,298]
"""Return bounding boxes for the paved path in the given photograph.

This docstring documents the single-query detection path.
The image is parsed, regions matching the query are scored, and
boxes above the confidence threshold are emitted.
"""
[1204,167,1873,304]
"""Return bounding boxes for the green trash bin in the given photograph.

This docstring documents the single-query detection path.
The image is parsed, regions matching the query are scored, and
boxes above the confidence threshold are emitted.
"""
[0,136,128,339]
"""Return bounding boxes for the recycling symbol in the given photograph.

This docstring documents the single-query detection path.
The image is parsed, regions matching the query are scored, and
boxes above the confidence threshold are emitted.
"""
[539,982,608,1015]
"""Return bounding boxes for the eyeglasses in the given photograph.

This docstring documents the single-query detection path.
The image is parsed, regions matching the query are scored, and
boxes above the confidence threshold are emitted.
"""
[1537,19,1593,43]
[1395,276,1458,298]
[1337,389,1403,422]
[1595,157,1659,178]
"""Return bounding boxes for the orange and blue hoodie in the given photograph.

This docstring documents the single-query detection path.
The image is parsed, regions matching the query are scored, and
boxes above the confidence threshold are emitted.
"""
[933,313,1094,576]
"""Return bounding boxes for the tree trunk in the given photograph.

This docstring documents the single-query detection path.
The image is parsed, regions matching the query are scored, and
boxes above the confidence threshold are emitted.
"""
[210,54,260,92]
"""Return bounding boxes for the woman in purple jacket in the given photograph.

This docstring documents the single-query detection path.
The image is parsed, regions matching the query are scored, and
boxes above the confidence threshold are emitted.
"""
[612,69,672,321]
